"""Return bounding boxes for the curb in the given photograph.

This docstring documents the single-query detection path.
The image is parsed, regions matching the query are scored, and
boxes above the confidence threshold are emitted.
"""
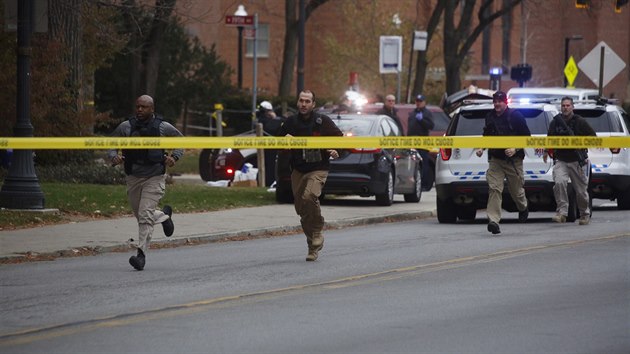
[0,210,435,263]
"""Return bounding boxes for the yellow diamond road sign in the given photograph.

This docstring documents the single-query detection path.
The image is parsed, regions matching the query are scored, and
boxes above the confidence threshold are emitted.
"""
[564,56,579,87]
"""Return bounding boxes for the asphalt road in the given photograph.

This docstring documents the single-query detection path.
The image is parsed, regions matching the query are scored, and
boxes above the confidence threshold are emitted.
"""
[1,204,628,353]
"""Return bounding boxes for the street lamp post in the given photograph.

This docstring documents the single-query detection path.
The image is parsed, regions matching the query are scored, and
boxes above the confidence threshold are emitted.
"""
[564,35,583,87]
[0,0,45,209]
[234,5,248,90]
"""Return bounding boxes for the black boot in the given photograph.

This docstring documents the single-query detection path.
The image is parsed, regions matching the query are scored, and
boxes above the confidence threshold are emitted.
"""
[129,249,146,271]
[162,205,174,237]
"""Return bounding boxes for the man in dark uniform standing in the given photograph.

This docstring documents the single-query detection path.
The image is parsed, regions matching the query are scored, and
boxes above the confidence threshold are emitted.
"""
[407,94,435,190]
[277,90,343,261]
[475,91,530,235]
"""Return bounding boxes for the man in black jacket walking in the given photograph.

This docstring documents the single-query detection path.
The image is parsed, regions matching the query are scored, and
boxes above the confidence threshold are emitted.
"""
[544,96,596,225]
[476,91,530,235]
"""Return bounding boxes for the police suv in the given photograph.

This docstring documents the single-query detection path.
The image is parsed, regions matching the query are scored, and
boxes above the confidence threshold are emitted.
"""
[435,100,574,223]
[572,100,630,210]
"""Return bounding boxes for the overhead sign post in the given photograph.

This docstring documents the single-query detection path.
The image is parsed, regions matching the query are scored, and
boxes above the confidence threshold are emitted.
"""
[405,31,428,103]
[577,41,626,92]
[380,36,403,102]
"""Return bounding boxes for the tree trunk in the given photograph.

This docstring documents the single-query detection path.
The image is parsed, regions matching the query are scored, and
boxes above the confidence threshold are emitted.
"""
[278,0,297,100]
[142,0,176,97]
[49,0,83,112]
[412,0,444,98]
[122,0,141,108]
[442,0,522,96]
[277,0,328,101]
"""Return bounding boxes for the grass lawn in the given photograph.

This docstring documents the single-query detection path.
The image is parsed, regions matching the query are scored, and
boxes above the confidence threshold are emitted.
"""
[0,181,276,230]
[168,149,202,175]
[0,149,279,230]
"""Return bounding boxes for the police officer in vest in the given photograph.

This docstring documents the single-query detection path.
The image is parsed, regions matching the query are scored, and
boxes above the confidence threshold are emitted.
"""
[475,91,530,235]
[109,95,184,270]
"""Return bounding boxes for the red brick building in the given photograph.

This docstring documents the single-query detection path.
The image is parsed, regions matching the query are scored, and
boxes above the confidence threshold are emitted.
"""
[180,0,629,104]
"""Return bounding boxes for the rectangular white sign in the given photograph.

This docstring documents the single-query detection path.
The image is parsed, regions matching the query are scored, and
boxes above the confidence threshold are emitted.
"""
[379,36,402,74]
[413,31,427,51]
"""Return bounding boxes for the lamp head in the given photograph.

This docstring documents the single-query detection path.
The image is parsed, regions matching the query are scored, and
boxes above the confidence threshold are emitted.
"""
[234,5,248,16]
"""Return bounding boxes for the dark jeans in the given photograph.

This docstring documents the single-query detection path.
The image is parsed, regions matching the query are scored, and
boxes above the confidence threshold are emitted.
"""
[418,149,431,189]
[264,149,278,187]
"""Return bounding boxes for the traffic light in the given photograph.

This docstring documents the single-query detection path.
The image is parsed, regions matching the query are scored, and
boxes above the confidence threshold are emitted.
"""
[575,0,589,8]
[489,67,503,91]
[615,0,628,12]
[510,64,533,87]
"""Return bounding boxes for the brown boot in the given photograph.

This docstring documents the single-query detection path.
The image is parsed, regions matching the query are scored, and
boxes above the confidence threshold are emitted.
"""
[305,251,318,261]
[306,238,323,261]
[551,214,566,223]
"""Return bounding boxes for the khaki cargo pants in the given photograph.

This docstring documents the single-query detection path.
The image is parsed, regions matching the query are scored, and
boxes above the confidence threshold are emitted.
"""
[291,169,328,251]
[486,157,528,224]
[126,174,170,253]
[552,160,590,217]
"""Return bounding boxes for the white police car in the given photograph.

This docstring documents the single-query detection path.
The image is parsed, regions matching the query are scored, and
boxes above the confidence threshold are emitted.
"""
[573,101,630,210]
[507,87,599,103]
[435,100,578,223]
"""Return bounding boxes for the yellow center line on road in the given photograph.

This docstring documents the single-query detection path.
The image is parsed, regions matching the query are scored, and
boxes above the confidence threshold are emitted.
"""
[1,233,627,347]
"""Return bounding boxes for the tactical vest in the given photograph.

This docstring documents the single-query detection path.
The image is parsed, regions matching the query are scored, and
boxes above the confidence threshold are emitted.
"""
[122,116,165,175]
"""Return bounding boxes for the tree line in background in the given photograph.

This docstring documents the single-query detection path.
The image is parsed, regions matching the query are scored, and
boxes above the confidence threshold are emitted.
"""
[314,0,522,103]
[0,0,234,141]
[0,0,522,140]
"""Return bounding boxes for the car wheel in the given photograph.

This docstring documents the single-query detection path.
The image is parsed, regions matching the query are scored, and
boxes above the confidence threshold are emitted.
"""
[375,171,394,206]
[404,168,422,203]
[437,197,457,223]
[198,149,215,181]
[422,161,435,192]
[567,184,578,222]
[617,187,630,210]
[457,206,477,221]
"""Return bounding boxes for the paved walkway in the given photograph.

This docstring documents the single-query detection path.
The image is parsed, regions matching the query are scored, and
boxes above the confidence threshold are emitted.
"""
[0,176,437,261]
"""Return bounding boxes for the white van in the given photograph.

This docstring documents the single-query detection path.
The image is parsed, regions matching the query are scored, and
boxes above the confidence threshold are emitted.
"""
[507,87,599,104]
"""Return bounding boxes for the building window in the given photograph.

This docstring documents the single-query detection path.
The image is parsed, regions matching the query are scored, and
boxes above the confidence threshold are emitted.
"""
[246,24,269,58]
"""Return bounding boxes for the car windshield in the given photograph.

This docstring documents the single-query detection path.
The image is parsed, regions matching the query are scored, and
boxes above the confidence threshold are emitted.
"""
[575,110,622,133]
[452,108,550,135]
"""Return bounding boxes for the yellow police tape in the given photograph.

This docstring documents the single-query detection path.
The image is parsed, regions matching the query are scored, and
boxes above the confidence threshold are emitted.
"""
[1,136,629,150]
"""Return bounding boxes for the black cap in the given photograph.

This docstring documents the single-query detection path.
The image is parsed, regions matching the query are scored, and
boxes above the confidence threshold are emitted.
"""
[493,91,508,103]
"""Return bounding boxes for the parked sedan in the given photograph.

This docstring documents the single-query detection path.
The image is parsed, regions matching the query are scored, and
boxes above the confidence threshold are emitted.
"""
[359,103,450,191]
[275,113,423,206]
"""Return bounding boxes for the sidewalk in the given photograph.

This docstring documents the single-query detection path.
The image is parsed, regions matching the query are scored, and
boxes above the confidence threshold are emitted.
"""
[0,176,436,261]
